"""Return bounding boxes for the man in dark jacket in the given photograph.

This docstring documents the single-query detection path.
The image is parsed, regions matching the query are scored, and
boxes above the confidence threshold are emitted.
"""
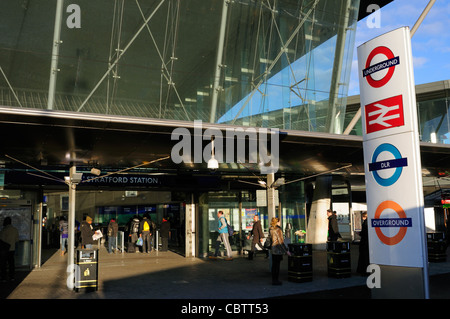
[0,217,19,281]
[81,216,95,249]
[247,214,267,259]
[107,218,119,254]
[357,212,369,275]
[159,218,171,251]
[327,209,341,242]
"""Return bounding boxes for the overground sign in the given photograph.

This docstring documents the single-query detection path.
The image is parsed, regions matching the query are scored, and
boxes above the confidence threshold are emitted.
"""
[372,200,412,246]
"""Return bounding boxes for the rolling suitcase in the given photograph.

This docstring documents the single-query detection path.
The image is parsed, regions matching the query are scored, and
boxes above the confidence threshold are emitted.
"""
[127,242,136,253]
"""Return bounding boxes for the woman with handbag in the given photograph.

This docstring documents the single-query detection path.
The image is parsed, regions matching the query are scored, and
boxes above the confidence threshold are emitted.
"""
[269,217,290,285]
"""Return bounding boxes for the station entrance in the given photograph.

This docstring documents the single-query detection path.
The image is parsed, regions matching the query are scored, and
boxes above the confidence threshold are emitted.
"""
[42,190,188,256]
[1,170,358,268]
[35,170,313,259]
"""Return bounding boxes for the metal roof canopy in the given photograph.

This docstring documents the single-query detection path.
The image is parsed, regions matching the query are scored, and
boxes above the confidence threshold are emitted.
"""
[1,106,450,191]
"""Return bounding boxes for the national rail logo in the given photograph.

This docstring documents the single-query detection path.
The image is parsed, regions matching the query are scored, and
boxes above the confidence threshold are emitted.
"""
[365,95,404,134]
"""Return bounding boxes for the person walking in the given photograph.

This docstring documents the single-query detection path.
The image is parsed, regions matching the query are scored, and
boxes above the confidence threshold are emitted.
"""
[139,216,153,253]
[0,217,19,282]
[357,212,370,276]
[269,217,290,285]
[160,218,171,252]
[80,216,95,249]
[128,216,140,252]
[327,209,341,242]
[209,211,233,261]
[247,214,267,259]
[107,218,119,254]
[59,216,69,256]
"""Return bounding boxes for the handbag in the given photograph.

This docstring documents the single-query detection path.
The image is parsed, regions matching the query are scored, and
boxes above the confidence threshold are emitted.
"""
[0,239,10,252]
[271,228,288,255]
[263,236,272,249]
[227,223,234,237]
[136,237,143,246]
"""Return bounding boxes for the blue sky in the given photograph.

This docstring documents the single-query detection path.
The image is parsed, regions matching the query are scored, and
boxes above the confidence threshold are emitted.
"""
[348,0,450,96]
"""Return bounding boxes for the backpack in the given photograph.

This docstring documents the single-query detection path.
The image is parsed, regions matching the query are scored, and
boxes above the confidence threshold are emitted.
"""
[143,220,150,232]
[227,220,234,237]
[221,217,234,237]
[131,219,139,234]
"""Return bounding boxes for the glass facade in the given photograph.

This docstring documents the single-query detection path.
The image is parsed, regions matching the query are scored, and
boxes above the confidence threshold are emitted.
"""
[0,0,360,134]
[0,0,365,258]
[344,83,450,146]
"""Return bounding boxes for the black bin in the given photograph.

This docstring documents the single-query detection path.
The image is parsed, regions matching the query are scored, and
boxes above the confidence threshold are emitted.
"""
[75,249,98,292]
[427,232,447,262]
[327,241,351,278]
[288,243,313,283]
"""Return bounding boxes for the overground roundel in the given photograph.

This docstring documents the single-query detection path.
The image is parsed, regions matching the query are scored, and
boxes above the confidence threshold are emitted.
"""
[363,46,399,88]
[373,200,409,246]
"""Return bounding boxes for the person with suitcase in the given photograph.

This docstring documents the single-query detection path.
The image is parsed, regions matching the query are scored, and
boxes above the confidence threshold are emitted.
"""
[247,213,268,259]
[128,217,140,253]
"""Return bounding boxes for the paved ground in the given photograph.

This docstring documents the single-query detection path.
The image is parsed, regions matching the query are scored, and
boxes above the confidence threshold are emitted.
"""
[1,244,449,315]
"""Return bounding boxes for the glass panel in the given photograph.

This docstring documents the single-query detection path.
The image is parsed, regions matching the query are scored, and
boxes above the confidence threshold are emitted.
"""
[0,0,360,134]
[418,98,450,144]
[217,0,361,133]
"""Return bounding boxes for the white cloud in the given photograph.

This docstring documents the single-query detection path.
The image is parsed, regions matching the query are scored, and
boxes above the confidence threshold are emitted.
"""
[413,56,428,68]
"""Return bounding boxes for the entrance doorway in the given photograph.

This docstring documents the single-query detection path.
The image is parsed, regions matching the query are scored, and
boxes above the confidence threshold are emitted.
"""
[43,190,186,255]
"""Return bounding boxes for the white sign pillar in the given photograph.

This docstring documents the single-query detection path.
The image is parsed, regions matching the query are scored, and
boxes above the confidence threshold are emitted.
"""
[358,27,429,298]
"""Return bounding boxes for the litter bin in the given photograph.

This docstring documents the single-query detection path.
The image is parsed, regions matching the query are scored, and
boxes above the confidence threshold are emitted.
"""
[74,249,98,292]
[327,241,351,278]
[427,232,447,262]
[288,243,313,283]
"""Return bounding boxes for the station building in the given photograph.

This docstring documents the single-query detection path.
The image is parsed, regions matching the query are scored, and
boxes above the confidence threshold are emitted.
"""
[0,0,449,269]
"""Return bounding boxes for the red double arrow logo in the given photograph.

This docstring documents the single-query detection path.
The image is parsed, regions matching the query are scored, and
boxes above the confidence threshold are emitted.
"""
[365,95,404,134]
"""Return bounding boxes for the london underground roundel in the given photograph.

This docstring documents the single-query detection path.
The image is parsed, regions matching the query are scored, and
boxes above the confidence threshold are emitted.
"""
[362,46,399,88]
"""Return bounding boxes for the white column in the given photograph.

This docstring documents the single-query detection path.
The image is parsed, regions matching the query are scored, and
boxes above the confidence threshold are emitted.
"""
[306,176,332,250]
[209,0,229,123]
[47,0,64,110]
[67,164,76,274]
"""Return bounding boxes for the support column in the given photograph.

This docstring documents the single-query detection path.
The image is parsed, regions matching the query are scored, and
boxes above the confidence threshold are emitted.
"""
[185,193,196,258]
[267,173,276,222]
[209,0,229,123]
[306,175,332,250]
[326,0,351,134]
[67,164,76,274]
[47,0,64,110]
